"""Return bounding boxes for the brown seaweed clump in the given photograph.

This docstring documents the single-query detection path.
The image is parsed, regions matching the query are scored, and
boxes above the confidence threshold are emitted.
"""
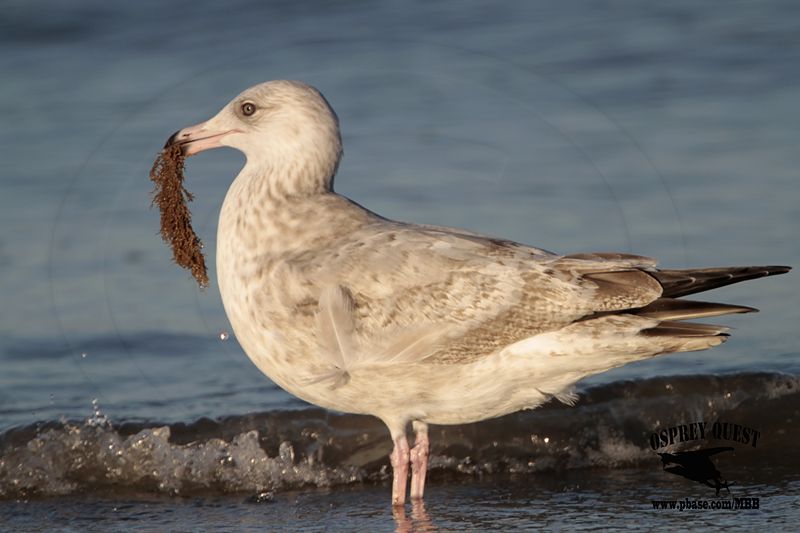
[149,143,209,288]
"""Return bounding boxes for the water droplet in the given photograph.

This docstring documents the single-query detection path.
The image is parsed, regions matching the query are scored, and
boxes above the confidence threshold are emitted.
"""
[80,352,88,359]
[87,398,110,427]
[219,331,229,341]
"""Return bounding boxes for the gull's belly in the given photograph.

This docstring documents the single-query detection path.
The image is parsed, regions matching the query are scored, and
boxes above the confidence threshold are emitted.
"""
[219,276,555,424]
[220,278,350,411]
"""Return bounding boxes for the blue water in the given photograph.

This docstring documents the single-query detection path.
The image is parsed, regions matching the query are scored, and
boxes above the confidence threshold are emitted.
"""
[1,0,798,529]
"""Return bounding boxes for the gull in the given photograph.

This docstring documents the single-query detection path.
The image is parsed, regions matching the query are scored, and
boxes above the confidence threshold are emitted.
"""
[163,80,789,505]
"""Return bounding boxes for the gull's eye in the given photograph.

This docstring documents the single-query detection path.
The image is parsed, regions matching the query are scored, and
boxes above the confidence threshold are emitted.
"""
[241,102,257,116]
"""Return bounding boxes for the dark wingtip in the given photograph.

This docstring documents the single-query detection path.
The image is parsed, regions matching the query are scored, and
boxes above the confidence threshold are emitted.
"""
[746,265,792,277]
[654,265,791,299]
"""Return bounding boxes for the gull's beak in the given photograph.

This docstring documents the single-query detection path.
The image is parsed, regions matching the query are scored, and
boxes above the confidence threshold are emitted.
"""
[164,121,239,156]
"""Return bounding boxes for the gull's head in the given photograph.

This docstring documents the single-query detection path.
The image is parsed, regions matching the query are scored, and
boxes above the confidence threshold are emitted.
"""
[166,80,343,193]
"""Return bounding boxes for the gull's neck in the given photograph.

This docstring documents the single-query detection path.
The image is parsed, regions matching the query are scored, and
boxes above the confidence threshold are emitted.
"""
[237,119,343,199]
[218,163,328,253]
[216,124,345,250]
[240,153,339,199]
[215,163,325,306]
[216,148,366,261]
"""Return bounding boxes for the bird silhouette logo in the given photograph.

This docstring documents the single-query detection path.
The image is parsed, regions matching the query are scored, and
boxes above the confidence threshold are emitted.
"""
[658,447,735,495]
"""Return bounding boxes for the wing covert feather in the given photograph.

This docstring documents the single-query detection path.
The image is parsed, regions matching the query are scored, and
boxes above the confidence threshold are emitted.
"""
[287,224,662,365]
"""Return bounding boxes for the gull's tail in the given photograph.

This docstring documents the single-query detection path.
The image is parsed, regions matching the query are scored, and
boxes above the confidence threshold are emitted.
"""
[547,265,791,386]
[625,265,791,350]
[457,263,790,407]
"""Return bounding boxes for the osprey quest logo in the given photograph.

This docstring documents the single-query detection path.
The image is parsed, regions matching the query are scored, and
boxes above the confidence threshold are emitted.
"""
[657,447,734,495]
[648,421,761,498]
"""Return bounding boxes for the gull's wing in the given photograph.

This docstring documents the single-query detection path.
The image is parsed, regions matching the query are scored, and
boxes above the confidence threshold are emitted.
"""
[285,221,664,367]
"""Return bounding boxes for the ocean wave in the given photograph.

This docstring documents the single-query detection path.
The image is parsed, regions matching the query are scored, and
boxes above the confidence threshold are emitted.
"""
[1,372,797,499]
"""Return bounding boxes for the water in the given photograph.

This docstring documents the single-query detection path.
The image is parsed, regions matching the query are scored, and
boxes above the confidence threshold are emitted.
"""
[2,0,799,530]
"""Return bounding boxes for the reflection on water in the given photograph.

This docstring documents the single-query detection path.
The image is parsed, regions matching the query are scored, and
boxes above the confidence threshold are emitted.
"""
[394,500,436,533]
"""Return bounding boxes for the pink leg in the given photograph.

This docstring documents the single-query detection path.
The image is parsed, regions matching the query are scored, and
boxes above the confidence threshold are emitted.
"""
[390,433,410,506]
[409,421,429,500]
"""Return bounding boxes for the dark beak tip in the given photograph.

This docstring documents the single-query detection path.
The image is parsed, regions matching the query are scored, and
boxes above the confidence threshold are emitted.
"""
[164,130,181,149]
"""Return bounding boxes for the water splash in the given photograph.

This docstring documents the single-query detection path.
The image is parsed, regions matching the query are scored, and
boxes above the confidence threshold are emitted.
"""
[1,372,797,499]
[86,398,110,428]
